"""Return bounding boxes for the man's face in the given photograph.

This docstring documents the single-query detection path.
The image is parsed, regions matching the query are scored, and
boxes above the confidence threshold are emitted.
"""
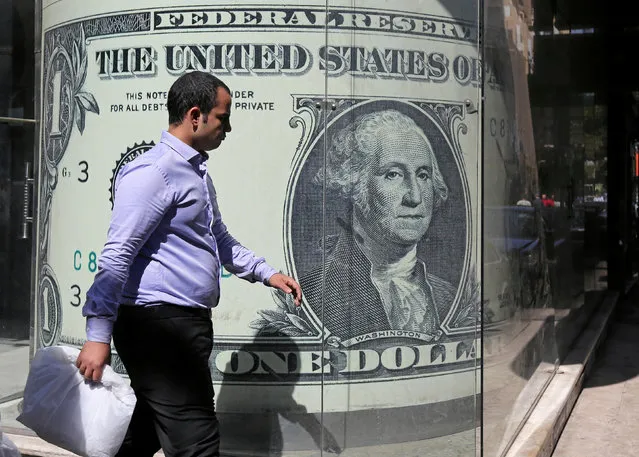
[194,87,232,151]
[358,129,436,247]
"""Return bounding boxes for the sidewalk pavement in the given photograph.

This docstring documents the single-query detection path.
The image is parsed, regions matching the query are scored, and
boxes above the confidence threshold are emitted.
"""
[4,429,475,457]
[552,288,639,457]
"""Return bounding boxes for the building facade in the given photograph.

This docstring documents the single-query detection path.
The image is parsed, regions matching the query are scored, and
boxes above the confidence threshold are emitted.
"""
[1,1,637,456]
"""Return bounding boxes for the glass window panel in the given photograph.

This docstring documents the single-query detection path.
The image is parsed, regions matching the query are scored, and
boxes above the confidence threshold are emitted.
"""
[482,0,614,455]
[482,0,560,454]
[320,1,481,455]
[0,123,35,431]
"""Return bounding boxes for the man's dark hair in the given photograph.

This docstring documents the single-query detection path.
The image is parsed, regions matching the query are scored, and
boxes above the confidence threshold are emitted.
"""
[167,72,231,124]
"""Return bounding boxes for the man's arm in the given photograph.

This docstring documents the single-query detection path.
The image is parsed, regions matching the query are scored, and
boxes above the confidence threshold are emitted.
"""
[76,163,172,382]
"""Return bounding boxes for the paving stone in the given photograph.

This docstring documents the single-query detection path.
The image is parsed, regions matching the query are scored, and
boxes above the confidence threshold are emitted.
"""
[552,298,639,457]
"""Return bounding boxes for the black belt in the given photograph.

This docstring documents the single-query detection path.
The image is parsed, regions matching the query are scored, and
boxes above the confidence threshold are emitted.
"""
[118,303,211,319]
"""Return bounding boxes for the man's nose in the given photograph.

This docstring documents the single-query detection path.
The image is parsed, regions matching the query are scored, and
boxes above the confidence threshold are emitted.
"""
[225,121,232,133]
[402,175,422,207]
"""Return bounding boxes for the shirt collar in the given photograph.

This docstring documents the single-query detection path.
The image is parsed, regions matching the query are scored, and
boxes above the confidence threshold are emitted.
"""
[160,131,208,164]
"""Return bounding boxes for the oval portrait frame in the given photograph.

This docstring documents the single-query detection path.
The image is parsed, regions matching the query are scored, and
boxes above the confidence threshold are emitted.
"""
[284,98,474,339]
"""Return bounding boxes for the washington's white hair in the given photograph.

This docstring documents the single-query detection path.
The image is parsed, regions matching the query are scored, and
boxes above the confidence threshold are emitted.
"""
[315,109,448,216]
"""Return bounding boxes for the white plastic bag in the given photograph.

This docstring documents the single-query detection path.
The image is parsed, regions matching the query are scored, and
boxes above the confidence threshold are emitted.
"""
[0,430,21,457]
[17,346,136,457]
[0,433,21,457]
[0,412,21,457]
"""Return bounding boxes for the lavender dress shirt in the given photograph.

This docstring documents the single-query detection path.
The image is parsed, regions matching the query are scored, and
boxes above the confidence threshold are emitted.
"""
[82,131,277,344]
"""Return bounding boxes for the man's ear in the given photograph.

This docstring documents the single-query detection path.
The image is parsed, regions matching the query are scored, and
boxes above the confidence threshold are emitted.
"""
[186,107,202,130]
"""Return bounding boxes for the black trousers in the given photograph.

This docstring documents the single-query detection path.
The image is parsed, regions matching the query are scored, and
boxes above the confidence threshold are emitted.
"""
[113,304,220,457]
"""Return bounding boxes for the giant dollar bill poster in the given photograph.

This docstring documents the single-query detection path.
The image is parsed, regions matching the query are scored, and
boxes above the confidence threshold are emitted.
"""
[37,0,482,447]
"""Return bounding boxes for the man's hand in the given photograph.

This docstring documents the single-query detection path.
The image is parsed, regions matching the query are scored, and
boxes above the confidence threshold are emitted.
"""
[76,341,111,382]
[268,273,302,306]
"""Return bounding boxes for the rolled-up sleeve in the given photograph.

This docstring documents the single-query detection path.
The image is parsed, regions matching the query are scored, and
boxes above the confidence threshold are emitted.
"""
[82,164,172,343]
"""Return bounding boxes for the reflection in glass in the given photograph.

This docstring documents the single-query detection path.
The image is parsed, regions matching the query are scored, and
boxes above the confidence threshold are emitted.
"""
[0,0,35,435]
[0,124,34,431]
[482,1,609,456]
[0,0,35,119]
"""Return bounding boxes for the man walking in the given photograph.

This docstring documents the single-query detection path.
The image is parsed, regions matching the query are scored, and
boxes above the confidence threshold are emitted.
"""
[75,71,302,457]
